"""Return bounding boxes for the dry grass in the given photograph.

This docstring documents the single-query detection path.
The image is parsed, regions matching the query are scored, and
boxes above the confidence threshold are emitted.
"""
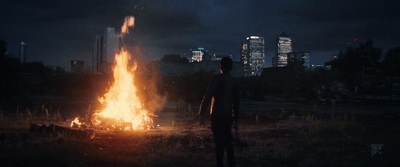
[0,104,396,167]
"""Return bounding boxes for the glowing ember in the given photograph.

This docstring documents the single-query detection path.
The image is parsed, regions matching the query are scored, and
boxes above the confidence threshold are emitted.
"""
[93,49,153,130]
[70,117,82,128]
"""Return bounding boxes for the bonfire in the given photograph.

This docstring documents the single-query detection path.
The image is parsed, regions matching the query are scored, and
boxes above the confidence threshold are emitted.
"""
[71,16,155,130]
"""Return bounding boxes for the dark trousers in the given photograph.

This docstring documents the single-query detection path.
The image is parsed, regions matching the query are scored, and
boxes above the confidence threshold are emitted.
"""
[211,115,235,167]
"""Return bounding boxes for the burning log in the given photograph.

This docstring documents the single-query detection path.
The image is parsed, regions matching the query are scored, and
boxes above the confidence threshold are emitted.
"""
[30,123,95,140]
[70,117,88,129]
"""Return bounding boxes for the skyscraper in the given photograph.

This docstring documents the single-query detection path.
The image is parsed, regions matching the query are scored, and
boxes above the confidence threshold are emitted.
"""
[191,47,211,62]
[241,41,249,74]
[93,27,120,73]
[287,51,311,69]
[273,32,292,67]
[19,42,27,64]
[93,35,102,73]
[241,36,265,76]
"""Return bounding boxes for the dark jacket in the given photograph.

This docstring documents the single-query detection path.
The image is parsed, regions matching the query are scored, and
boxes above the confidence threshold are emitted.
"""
[199,73,239,123]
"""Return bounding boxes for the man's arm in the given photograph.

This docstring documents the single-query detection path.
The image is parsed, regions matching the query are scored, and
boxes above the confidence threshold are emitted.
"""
[198,76,217,124]
[233,81,240,132]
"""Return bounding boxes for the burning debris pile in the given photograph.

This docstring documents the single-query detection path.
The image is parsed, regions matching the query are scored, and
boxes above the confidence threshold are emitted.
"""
[92,49,155,130]
[31,123,95,140]
[71,16,161,131]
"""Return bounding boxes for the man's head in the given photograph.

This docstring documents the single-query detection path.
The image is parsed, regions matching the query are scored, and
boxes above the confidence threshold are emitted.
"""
[220,57,233,74]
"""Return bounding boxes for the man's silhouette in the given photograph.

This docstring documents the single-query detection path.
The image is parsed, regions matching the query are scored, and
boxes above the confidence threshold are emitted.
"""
[199,57,239,167]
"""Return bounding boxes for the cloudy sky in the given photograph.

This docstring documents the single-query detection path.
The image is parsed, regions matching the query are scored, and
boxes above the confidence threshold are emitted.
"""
[1,0,399,70]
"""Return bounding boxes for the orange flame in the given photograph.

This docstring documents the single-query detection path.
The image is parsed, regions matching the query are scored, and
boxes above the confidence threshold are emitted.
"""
[93,49,153,130]
[121,16,135,34]
[70,117,82,128]
[70,16,160,130]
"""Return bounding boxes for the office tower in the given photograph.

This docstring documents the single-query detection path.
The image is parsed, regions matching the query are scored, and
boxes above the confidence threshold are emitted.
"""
[93,27,120,73]
[241,41,249,74]
[241,36,265,76]
[191,47,210,62]
[273,32,292,67]
[287,51,311,69]
[93,35,102,72]
[19,42,27,63]
[102,27,119,73]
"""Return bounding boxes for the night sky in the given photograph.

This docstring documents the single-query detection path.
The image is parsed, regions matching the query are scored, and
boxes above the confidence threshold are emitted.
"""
[1,0,399,70]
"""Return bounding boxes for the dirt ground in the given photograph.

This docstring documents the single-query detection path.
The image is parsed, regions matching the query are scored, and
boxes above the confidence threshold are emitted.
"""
[0,99,400,167]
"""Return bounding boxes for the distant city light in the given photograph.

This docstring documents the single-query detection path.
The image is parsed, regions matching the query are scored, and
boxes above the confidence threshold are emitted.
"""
[353,38,357,42]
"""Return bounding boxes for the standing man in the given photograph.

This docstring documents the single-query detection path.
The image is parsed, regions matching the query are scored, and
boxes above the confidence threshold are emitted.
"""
[199,57,239,167]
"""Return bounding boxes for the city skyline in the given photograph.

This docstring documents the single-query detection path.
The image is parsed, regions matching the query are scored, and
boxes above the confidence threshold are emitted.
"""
[1,0,399,70]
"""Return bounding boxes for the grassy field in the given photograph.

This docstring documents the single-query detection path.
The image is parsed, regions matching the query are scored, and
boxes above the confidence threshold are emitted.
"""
[0,101,399,167]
